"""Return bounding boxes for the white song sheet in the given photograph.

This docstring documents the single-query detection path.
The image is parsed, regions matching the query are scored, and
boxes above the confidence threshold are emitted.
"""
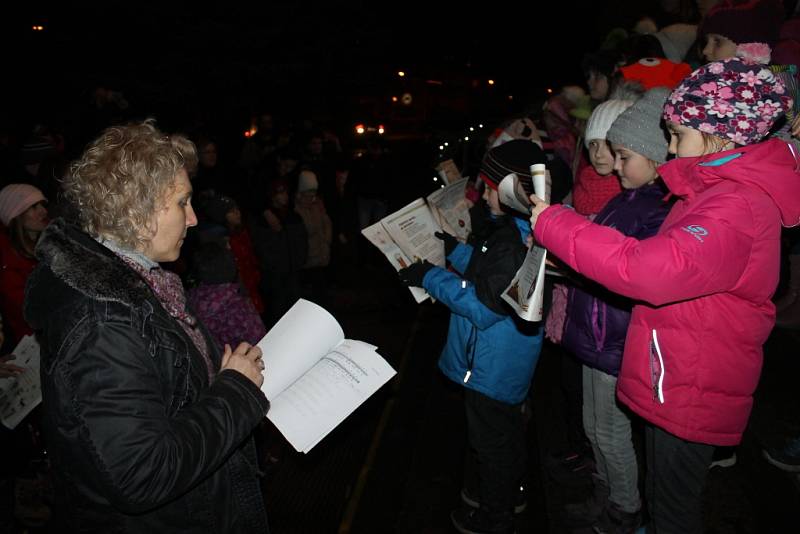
[0,336,42,430]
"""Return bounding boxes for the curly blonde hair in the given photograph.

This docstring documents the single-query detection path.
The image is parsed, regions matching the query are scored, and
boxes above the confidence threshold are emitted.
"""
[64,119,196,250]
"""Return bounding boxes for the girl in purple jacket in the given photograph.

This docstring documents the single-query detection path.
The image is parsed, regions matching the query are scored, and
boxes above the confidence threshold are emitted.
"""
[530,58,796,534]
[562,90,673,533]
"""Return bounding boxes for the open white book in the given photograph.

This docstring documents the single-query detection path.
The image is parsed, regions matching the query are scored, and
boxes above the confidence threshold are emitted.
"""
[361,198,446,303]
[258,299,396,453]
[427,177,472,242]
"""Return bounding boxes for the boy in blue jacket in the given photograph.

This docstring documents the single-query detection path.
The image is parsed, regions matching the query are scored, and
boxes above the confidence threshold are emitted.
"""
[399,140,545,534]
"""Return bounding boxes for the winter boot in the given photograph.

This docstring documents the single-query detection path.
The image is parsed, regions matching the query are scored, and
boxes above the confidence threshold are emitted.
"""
[563,473,609,527]
[451,505,515,534]
[592,502,642,534]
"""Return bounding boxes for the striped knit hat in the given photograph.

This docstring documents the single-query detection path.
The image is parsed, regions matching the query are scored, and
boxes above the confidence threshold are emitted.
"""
[479,139,546,190]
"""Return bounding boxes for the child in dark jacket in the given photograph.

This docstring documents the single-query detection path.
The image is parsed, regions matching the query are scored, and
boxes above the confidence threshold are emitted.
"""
[561,89,673,532]
[187,239,266,349]
[398,140,545,534]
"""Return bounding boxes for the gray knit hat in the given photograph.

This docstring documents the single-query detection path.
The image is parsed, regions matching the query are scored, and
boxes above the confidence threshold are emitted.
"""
[607,87,670,164]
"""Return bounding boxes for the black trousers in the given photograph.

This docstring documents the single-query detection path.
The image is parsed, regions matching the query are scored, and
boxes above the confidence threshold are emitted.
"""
[463,388,527,517]
[645,424,714,534]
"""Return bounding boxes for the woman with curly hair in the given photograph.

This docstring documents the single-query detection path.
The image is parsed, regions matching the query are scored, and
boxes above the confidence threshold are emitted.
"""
[24,120,270,533]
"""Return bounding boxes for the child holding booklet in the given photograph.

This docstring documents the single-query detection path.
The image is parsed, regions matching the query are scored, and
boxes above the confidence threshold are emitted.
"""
[561,90,673,533]
[398,139,545,534]
[529,57,797,534]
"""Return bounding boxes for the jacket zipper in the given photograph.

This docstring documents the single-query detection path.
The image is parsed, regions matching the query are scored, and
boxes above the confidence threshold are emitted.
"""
[649,329,665,404]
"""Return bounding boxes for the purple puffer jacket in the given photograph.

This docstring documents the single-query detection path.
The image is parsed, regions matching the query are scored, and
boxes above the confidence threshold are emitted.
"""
[561,182,671,375]
[187,283,267,350]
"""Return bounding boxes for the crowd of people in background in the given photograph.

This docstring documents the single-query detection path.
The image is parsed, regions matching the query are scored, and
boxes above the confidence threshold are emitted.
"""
[1,1,800,533]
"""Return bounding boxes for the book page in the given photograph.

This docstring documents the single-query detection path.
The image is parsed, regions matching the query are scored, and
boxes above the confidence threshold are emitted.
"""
[501,245,548,322]
[258,299,344,400]
[498,173,533,215]
[0,335,42,430]
[361,222,429,303]
[426,178,471,242]
[267,339,396,452]
[435,159,462,186]
[380,198,444,268]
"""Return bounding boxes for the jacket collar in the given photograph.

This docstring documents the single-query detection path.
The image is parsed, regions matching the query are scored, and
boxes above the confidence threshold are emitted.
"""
[658,139,800,227]
[35,218,153,307]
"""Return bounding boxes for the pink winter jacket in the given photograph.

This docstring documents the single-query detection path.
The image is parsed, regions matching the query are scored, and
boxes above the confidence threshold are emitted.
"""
[535,139,800,446]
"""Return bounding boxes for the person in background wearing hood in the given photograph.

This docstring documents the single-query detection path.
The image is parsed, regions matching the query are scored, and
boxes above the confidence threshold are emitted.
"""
[529,58,796,534]
[398,140,545,534]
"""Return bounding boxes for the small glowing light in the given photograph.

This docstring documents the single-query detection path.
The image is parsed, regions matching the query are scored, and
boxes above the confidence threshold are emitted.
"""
[439,145,444,150]
[355,124,365,135]
[377,125,385,135]
[32,25,44,31]
[469,127,474,132]
[488,79,495,85]
[398,71,405,77]
[464,136,470,141]
[508,95,513,100]
[433,176,438,182]
[547,88,553,94]
[479,124,484,128]
[444,142,449,147]
[391,96,398,102]
[244,131,251,138]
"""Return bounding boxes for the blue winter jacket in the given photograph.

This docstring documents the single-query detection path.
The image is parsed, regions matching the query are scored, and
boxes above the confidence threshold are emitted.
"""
[421,216,543,404]
[561,182,671,375]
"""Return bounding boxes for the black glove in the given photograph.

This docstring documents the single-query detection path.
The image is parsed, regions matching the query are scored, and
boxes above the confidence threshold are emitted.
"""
[435,231,458,256]
[398,260,435,287]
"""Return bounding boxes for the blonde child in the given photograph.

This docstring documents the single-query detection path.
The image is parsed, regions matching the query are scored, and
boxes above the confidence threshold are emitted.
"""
[530,57,796,533]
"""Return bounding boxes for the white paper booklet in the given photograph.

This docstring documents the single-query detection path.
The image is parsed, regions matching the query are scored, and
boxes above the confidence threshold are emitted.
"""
[498,173,534,215]
[361,198,446,303]
[501,245,548,322]
[0,335,42,430]
[500,164,549,322]
[426,178,472,242]
[258,299,396,453]
[435,159,462,186]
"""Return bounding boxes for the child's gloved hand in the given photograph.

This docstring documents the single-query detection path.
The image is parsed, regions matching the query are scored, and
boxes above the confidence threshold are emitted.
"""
[434,231,458,256]
[398,260,435,287]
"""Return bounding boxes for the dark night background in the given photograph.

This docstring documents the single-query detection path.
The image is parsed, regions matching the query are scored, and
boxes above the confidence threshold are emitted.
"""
[3,4,800,533]
[2,1,684,145]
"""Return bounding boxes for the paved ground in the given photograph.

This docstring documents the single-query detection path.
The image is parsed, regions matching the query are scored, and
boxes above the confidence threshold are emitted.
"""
[261,257,800,534]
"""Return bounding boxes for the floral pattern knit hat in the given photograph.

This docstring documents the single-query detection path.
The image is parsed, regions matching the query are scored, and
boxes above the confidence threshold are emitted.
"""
[663,56,792,145]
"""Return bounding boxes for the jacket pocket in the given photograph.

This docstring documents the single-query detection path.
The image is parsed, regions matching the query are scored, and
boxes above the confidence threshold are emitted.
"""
[148,320,192,412]
[649,329,665,404]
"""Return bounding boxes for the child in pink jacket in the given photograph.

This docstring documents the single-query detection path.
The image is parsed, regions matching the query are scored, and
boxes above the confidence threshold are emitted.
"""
[530,57,798,533]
